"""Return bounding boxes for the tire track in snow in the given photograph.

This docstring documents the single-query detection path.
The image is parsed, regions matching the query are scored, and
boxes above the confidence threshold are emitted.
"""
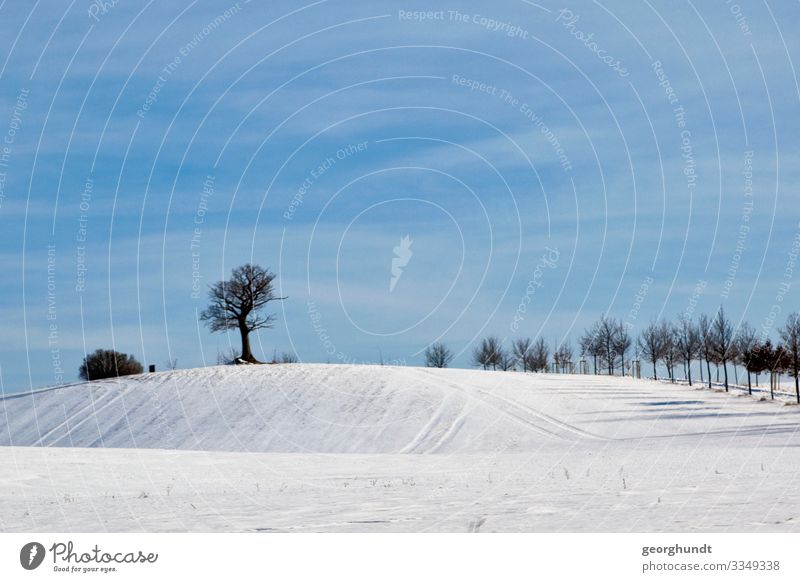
[412,370,567,442]
[475,388,610,441]
[401,371,565,452]
[415,369,609,442]
[33,383,129,447]
[424,399,474,453]
[398,391,457,453]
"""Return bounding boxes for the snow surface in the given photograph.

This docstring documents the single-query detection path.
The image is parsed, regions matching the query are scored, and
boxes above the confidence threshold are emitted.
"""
[1,364,799,532]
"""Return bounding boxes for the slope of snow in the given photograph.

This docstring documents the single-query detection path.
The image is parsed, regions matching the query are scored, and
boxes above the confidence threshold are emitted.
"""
[1,364,799,532]
[2,364,797,453]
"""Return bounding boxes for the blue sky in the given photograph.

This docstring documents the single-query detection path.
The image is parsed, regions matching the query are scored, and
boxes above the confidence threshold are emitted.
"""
[0,0,799,390]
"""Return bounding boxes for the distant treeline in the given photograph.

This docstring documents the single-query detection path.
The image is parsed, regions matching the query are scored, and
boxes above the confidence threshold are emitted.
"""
[424,309,800,403]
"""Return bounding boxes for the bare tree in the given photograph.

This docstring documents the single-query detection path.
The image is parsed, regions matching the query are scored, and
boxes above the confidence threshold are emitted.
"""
[489,338,506,371]
[712,307,734,391]
[425,342,454,368]
[528,338,550,372]
[553,340,573,373]
[674,316,700,386]
[779,312,800,404]
[472,336,503,370]
[615,322,632,376]
[735,322,757,395]
[498,350,516,371]
[594,317,619,375]
[165,357,179,371]
[728,336,741,385]
[753,339,784,397]
[472,340,491,370]
[199,264,286,363]
[580,323,601,374]
[638,320,665,380]
[512,337,533,372]
[747,338,769,390]
[697,314,714,388]
[659,321,677,382]
[771,343,790,399]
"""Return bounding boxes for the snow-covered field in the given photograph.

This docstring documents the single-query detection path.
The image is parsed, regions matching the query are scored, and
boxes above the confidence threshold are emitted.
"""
[1,364,799,532]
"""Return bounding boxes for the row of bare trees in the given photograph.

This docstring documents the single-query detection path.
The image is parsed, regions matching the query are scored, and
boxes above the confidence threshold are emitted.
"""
[424,310,800,404]
[469,336,558,373]
[634,309,800,403]
[579,316,633,376]
[425,336,566,373]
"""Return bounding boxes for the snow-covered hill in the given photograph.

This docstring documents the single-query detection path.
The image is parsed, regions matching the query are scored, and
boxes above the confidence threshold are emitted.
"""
[2,364,796,453]
[1,364,799,532]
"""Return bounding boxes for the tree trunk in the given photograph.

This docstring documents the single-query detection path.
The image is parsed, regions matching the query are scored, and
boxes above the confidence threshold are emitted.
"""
[795,373,799,405]
[722,361,729,392]
[706,359,712,388]
[747,369,752,395]
[652,361,657,380]
[239,324,255,363]
[687,359,692,386]
[700,361,704,383]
